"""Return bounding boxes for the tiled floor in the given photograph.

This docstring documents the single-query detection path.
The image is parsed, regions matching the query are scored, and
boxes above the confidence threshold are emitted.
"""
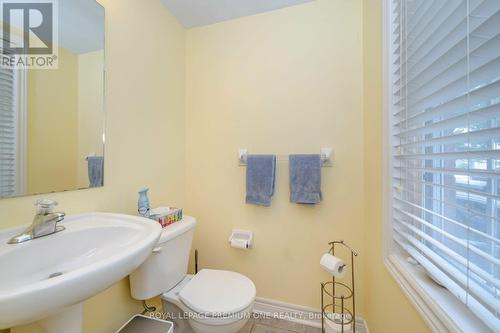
[165,315,365,333]
[238,318,321,333]
[166,315,322,333]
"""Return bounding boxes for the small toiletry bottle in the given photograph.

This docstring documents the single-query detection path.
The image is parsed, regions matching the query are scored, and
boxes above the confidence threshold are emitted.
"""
[138,188,150,218]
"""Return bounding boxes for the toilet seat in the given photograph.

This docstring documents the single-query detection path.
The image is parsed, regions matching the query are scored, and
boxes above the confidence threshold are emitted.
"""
[161,271,255,333]
[179,269,256,317]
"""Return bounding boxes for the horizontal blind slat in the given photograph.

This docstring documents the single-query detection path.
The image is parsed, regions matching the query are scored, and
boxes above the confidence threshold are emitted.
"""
[393,77,500,118]
[396,126,500,149]
[404,8,500,85]
[394,186,500,226]
[394,149,500,160]
[397,57,500,114]
[393,208,500,267]
[393,230,500,323]
[394,217,500,289]
[394,196,500,245]
[394,228,500,315]
[396,31,500,96]
[392,176,500,201]
[394,100,499,135]
[394,165,500,179]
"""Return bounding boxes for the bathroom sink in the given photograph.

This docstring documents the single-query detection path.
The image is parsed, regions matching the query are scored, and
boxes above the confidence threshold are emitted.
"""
[0,213,161,331]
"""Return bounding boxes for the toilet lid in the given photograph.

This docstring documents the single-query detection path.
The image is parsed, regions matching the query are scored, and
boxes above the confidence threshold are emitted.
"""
[179,269,256,316]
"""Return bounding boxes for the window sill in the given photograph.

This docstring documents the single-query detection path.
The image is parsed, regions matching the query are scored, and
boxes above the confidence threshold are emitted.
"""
[384,254,493,333]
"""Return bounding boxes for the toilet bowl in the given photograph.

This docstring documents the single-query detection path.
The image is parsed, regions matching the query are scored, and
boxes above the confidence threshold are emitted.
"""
[129,217,256,333]
[161,270,255,333]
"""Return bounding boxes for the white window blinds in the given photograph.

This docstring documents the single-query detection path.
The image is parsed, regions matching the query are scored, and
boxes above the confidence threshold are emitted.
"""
[390,0,500,331]
[0,67,16,197]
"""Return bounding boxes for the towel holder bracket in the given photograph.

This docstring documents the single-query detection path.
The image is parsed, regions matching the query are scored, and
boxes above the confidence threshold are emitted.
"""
[84,153,97,161]
[238,149,248,166]
[238,148,333,167]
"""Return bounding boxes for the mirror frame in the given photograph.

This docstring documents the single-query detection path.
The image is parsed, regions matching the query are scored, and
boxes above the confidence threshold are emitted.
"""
[0,0,106,199]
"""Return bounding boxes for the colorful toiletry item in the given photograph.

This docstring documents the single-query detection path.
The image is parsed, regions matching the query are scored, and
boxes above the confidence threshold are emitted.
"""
[149,207,183,228]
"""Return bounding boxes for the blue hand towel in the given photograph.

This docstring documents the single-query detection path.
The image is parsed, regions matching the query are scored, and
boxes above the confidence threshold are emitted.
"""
[289,154,322,204]
[87,156,104,188]
[246,155,276,206]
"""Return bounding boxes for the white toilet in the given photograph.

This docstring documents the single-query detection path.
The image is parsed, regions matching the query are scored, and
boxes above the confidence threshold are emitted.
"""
[129,216,256,333]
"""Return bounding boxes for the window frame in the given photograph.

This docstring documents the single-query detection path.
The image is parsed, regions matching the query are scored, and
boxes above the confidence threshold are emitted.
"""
[381,1,495,332]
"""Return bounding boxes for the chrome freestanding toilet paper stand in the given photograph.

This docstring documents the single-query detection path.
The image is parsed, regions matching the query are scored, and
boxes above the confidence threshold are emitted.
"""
[321,240,358,333]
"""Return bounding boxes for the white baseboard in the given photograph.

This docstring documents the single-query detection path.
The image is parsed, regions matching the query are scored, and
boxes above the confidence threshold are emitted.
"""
[253,297,369,333]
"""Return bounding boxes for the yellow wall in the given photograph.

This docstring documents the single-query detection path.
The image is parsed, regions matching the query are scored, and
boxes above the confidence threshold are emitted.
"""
[362,0,430,332]
[26,47,105,194]
[185,0,431,331]
[186,0,366,313]
[77,50,105,189]
[0,1,435,332]
[0,0,186,332]
[27,47,79,194]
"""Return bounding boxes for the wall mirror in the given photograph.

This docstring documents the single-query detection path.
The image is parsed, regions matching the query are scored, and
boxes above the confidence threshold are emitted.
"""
[0,0,105,199]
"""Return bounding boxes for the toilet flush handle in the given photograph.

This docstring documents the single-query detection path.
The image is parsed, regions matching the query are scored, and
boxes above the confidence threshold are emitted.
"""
[152,247,162,254]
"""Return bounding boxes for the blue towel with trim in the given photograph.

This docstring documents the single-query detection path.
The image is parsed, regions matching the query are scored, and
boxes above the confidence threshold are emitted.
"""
[289,154,322,204]
[246,155,276,206]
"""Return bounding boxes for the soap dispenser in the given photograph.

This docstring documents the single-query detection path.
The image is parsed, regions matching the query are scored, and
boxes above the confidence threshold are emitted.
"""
[138,188,150,218]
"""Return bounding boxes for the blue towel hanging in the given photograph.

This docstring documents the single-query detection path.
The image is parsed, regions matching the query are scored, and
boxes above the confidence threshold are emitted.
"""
[289,154,322,204]
[245,155,276,206]
[87,156,104,188]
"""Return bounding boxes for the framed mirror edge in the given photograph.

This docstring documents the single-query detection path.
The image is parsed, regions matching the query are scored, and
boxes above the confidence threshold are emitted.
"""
[0,0,107,200]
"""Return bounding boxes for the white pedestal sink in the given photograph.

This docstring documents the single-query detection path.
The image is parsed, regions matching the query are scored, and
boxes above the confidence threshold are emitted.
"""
[0,213,162,333]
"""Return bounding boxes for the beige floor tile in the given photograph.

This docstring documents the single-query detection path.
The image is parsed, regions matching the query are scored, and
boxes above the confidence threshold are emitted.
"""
[251,323,293,333]
[305,326,322,333]
[253,317,306,333]
[238,318,254,333]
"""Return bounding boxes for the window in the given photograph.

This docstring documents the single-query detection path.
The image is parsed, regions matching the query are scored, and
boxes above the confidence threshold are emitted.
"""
[0,66,26,197]
[0,67,18,196]
[386,0,499,331]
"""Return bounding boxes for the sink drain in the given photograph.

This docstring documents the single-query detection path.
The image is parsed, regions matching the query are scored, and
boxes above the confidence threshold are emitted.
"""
[48,272,63,279]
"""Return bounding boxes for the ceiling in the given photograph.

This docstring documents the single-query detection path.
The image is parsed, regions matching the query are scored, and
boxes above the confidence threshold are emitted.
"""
[160,0,314,28]
[59,0,104,54]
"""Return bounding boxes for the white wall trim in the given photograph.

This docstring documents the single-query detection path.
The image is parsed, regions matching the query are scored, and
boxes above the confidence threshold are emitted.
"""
[253,297,369,333]
[385,255,492,333]
[385,256,452,333]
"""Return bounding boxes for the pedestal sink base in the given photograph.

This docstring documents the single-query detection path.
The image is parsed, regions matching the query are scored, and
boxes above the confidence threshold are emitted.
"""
[11,303,83,333]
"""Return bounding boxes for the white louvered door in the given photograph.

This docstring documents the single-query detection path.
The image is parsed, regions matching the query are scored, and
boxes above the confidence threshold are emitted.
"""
[390,0,500,330]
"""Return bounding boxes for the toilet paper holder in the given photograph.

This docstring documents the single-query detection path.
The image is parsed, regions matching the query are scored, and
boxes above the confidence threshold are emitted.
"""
[321,240,358,333]
[229,229,254,249]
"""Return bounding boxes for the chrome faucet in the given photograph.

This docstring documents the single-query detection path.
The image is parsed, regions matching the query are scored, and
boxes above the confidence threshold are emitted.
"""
[8,199,66,244]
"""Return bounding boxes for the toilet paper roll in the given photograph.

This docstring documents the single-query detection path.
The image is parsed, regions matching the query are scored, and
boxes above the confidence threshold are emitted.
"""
[230,239,249,249]
[320,254,346,278]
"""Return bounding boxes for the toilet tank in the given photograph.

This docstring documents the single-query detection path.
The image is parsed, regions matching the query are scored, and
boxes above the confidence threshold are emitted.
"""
[129,216,196,300]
